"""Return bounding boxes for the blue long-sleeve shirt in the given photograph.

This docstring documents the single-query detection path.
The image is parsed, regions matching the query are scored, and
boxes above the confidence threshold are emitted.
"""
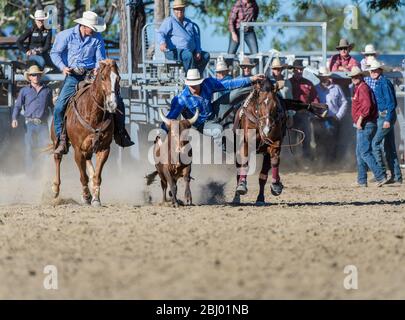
[12,84,53,121]
[372,75,397,122]
[157,15,201,53]
[50,25,106,72]
[164,77,252,129]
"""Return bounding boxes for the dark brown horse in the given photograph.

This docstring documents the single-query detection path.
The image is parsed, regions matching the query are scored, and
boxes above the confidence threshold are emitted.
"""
[233,79,327,204]
[50,59,120,206]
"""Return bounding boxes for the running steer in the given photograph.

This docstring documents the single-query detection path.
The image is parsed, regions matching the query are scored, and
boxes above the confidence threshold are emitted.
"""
[146,109,199,207]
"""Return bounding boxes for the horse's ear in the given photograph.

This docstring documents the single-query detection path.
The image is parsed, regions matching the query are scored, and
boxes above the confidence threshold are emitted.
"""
[254,82,261,91]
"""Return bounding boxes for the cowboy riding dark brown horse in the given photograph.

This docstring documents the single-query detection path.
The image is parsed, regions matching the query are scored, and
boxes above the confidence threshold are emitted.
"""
[233,78,327,204]
[50,59,120,206]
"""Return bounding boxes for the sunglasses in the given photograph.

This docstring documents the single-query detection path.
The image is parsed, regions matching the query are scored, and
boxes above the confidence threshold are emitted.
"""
[339,48,349,51]
[29,74,41,77]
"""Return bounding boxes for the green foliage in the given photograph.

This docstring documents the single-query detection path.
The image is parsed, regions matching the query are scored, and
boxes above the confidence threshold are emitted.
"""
[285,1,405,51]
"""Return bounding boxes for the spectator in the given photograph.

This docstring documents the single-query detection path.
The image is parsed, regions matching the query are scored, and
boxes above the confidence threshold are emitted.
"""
[228,0,259,55]
[238,57,256,78]
[11,65,53,173]
[214,58,233,124]
[360,44,378,71]
[270,57,292,99]
[289,59,320,161]
[329,39,359,72]
[157,0,210,75]
[16,10,54,70]
[366,60,403,184]
[314,66,349,161]
[348,66,387,187]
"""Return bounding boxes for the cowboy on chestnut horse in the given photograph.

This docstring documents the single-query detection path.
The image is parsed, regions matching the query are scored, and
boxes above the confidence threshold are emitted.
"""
[50,11,133,155]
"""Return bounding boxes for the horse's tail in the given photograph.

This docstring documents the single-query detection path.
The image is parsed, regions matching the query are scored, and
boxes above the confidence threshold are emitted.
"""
[41,143,54,154]
[145,170,159,186]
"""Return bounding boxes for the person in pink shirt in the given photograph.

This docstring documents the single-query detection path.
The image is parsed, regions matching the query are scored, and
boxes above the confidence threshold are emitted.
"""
[329,38,359,72]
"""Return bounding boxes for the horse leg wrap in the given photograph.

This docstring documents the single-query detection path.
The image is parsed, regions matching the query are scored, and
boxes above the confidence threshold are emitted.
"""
[271,167,280,183]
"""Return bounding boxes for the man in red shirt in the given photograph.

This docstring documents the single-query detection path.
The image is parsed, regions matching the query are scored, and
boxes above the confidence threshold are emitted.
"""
[329,38,359,72]
[349,66,387,187]
[289,59,319,162]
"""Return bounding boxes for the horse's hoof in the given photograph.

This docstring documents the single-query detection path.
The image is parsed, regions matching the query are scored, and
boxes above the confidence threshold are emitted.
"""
[232,193,241,204]
[256,194,265,205]
[271,182,284,196]
[81,195,91,205]
[51,185,59,198]
[235,181,248,195]
[173,202,179,208]
[91,199,101,207]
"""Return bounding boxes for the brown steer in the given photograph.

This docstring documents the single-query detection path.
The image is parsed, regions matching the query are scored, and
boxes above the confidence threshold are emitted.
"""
[146,109,199,207]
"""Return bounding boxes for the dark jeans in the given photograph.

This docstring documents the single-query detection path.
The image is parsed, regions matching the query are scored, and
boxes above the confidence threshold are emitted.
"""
[228,30,258,54]
[356,121,386,184]
[372,116,402,181]
[27,53,55,70]
[24,121,49,172]
[312,117,340,161]
[165,48,210,74]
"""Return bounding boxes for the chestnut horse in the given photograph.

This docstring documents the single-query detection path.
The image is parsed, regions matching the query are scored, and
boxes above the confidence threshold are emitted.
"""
[50,59,120,206]
[233,79,327,204]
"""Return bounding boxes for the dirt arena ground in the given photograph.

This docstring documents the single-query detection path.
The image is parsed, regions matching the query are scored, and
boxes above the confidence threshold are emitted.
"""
[1,155,404,299]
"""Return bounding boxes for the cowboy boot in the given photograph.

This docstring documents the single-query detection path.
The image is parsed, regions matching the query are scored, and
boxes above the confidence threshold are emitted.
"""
[114,127,134,147]
[54,132,69,155]
[113,115,134,148]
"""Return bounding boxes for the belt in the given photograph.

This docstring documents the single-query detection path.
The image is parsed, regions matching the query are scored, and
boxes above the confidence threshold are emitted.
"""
[25,118,43,125]
[71,67,94,76]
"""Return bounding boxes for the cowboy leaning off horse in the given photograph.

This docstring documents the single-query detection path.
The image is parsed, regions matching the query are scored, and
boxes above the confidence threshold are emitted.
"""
[50,11,133,155]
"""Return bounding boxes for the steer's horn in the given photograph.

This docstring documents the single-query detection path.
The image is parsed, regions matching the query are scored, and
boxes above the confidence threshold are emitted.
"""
[159,108,170,126]
[188,109,199,125]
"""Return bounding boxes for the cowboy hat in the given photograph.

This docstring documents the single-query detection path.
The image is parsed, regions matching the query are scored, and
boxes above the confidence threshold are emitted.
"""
[24,65,43,81]
[30,9,49,20]
[366,59,386,71]
[347,66,365,77]
[172,0,187,9]
[184,69,204,86]
[336,38,354,50]
[288,59,305,69]
[316,66,332,77]
[271,57,286,69]
[74,11,106,33]
[215,60,228,72]
[239,57,256,68]
[362,44,377,55]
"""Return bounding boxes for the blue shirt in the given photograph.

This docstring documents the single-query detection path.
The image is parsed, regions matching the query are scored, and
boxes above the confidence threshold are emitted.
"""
[164,77,252,128]
[12,84,53,121]
[371,75,397,122]
[157,16,201,52]
[364,77,378,92]
[315,83,348,120]
[50,25,106,71]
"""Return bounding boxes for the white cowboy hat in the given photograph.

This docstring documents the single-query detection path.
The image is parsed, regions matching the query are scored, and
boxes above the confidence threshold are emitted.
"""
[271,57,286,69]
[362,44,377,55]
[74,11,106,33]
[30,9,49,20]
[215,60,228,72]
[366,59,385,71]
[24,65,43,81]
[184,69,204,86]
[172,0,187,9]
[347,66,364,77]
[316,66,332,77]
